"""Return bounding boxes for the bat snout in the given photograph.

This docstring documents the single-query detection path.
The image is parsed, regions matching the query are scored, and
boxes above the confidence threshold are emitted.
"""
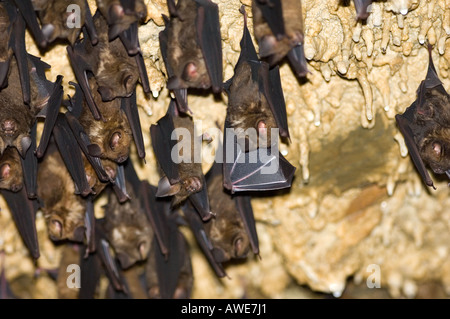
[97,86,114,101]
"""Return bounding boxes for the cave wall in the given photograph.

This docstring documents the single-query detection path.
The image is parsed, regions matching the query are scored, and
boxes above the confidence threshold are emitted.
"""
[1,0,450,298]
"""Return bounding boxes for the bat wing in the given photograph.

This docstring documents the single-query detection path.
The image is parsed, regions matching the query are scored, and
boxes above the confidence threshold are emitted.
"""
[287,43,309,78]
[159,16,190,113]
[66,41,102,121]
[85,196,96,254]
[188,176,212,221]
[53,114,92,197]
[150,101,180,184]
[20,123,37,198]
[195,0,223,94]
[10,10,31,105]
[141,181,170,257]
[353,0,373,20]
[83,0,98,45]
[223,124,296,192]
[1,187,40,259]
[395,106,436,189]
[153,217,190,299]
[12,0,47,48]
[120,91,145,159]
[183,202,227,278]
[254,0,285,39]
[263,64,290,139]
[36,75,64,158]
[78,244,102,299]
[111,163,130,203]
[234,195,259,255]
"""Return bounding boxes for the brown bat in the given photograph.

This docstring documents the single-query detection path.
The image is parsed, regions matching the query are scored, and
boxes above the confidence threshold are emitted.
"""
[83,155,117,195]
[396,45,450,189]
[102,182,153,269]
[150,101,210,221]
[161,0,222,94]
[96,0,147,40]
[204,164,251,262]
[252,0,308,77]
[79,78,133,164]
[0,147,23,192]
[37,144,87,242]
[68,12,143,104]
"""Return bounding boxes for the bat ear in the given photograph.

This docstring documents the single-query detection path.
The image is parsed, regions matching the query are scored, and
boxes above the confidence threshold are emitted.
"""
[0,163,10,180]
[181,63,198,82]
[42,24,56,43]
[123,74,135,95]
[258,35,277,58]
[109,132,122,150]
[233,234,249,258]
[87,143,103,157]
[156,176,181,197]
[138,240,149,260]
[49,217,64,240]
[104,164,117,180]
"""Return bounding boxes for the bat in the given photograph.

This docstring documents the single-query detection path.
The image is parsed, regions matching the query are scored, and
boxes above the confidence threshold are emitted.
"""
[252,1,308,77]
[204,161,259,262]
[96,0,147,41]
[222,8,296,193]
[146,211,193,299]
[11,0,47,48]
[37,142,88,242]
[67,11,149,120]
[395,45,450,189]
[102,183,153,269]
[352,0,373,20]
[150,100,212,221]
[78,78,133,164]
[0,147,23,192]
[28,0,98,46]
[225,6,290,151]
[159,0,222,113]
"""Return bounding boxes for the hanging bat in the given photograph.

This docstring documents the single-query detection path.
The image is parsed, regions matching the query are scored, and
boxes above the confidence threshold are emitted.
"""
[37,142,88,242]
[395,45,450,189]
[225,6,290,152]
[204,162,259,262]
[11,0,47,48]
[150,100,212,221]
[102,182,153,269]
[252,1,308,77]
[146,211,193,299]
[78,78,133,164]
[96,0,147,41]
[67,11,150,121]
[159,0,222,113]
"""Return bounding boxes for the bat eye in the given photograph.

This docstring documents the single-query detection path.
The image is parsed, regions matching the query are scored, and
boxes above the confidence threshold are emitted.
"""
[0,163,10,180]
[182,62,198,81]
[110,132,122,151]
